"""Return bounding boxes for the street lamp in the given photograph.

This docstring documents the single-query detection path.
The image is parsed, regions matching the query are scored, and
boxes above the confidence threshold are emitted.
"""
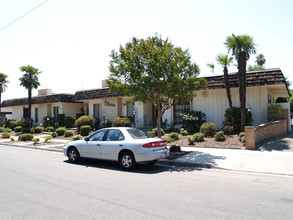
[132,110,136,128]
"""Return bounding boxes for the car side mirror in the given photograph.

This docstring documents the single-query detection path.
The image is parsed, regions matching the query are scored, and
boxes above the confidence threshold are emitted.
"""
[84,137,89,141]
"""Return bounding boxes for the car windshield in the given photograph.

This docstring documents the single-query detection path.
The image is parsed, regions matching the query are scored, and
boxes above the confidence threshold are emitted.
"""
[127,128,150,139]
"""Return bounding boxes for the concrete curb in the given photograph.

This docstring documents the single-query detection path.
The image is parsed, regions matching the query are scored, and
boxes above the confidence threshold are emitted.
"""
[0,143,63,153]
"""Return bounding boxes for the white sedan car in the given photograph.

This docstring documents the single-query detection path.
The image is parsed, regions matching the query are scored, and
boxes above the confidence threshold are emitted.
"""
[63,127,169,169]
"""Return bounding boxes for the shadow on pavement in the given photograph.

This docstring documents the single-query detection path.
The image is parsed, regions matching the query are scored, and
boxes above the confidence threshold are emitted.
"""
[257,132,293,152]
[64,158,204,174]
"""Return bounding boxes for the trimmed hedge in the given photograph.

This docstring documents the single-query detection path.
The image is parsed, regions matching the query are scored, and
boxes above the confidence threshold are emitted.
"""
[2,132,10,138]
[214,131,226,142]
[200,122,216,137]
[64,130,74,137]
[14,126,22,132]
[169,145,181,152]
[18,134,33,141]
[80,125,91,136]
[169,132,179,141]
[33,126,44,134]
[267,104,283,121]
[113,117,131,127]
[56,127,66,136]
[193,133,204,142]
[75,115,97,131]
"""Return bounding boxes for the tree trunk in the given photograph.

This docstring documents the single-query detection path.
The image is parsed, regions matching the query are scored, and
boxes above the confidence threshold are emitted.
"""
[223,67,235,126]
[238,52,247,132]
[157,110,162,138]
[28,89,32,129]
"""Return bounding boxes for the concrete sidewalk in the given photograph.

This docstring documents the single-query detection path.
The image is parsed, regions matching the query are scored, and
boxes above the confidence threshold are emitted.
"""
[165,147,293,176]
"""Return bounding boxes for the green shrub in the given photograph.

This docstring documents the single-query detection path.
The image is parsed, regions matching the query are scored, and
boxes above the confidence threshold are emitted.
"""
[224,107,253,133]
[188,137,194,145]
[180,111,206,132]
[65,116,75,128]
[14,126,22,132]
[51,131,58,138]
[146,131,155,137]
[169,145,181,152]
[76,113,85,120]
[169,132,179,141]
[4,128,12,133]
[32,137,40,144]
[239,132,245,143]
[71,135,83,141]
[75,115,97,131]
[8,120,17,130]
[55,127,66,136]
[193,133,204,142]
[0,127,4,132]
[267,104,283,121]
[180,128,189,136]
[64,130,74,137]
[58,114,65,127]
[46,126,54,132]
[22,127,31,134]
[33,126,44,134]
[80,125,91,136]
[152,128,165,137]
[223,125,234,135]
[200,122,216,137]
[214,131,226,142]
[102,119,112,128]
[2,132,10,138]
[43,116,54,128]
[113,117,131,127]
[10,137,15,141]
[18,133,33,141]
[45,136,53,143]
[165,136,175,143]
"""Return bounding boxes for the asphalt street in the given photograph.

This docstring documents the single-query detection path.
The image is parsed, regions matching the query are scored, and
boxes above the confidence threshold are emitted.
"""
[1,145,293,220]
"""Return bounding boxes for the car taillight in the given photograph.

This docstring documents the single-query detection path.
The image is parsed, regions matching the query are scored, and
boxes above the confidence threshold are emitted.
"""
[143,141,167,148]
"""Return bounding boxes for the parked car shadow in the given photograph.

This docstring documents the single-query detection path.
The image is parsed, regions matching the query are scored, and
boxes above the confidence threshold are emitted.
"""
[257,132,293,152]
[64,158,205,174]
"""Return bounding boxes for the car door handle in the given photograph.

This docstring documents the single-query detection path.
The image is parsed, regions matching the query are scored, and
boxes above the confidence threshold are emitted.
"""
[97,144,100,146]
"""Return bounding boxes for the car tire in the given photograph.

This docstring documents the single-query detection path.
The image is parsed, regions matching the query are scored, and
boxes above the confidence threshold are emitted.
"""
[120,151,136,170]
[67,147,80,163]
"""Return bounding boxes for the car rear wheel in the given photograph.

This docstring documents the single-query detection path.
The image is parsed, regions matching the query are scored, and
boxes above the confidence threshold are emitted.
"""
[68,147,80,163]
[120,152,136,170]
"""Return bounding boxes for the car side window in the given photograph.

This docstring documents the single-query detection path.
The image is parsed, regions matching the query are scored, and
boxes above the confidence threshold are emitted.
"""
[89,130,106,141]
[105,129,125,141]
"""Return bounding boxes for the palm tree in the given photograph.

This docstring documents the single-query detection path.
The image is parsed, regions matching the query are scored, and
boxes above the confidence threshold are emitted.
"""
[19,65,41,129]
[225,34,256,132]
[255,53,266,68]
[0,73,9,113]
[216,54,235,126]
[207,63,215,73]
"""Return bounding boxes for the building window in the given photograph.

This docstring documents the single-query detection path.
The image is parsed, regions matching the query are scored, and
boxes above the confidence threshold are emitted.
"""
[53,107,59,122]
[173,102,190,124]
[35,108,38,123]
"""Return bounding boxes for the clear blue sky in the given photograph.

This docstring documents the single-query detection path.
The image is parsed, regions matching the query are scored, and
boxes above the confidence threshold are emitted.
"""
[0,0,292,100]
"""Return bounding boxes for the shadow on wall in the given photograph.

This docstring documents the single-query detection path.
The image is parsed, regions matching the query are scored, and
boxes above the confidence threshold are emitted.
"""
[176,151,226,167]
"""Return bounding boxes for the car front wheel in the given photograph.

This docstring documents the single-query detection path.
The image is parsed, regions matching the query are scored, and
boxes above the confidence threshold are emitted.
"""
[68,147,80,163]
[120,152,136,170]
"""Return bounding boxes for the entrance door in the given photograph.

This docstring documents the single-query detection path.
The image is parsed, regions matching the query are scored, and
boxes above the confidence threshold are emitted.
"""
[93,104,101,121]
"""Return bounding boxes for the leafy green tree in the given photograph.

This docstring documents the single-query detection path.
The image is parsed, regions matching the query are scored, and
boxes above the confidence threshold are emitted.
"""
[0,73,9,113]
[225,34,256,132]
[216,54,235,125]
[107,35,207,137]
[247,53,266,71]
[19,65,41,129]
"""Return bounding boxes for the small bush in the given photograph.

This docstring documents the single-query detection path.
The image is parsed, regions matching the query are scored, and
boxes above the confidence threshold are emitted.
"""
[8,120,17,130]
[239,132,245,143]
[169,145,181,152]
[51,131,58,138]
[64,130,74,137]
[65,116,75,128]
[14,126,22,132]
[152,128,165,137]
[18,134,33,141]
[165,136,175,143]
[193,133,204,142]
[4,128,12,133]
[223,125,234,135]
[80,125,91,136]
[188,137,194,145]
[224,107,253,133]
[180,111,206,133]
[180,128,189,136]
[46,126,54,132]
[169,132,179,141]
[55,127,66,136]
[214,131,226,142]
[32,137,40,144]
[200,122,216,137]
[22,127,31,134]
[113,117,131,127]
[267,104,283,121]
[33,126,44,134]
[10,137,15,141]
[45,136,53,143]
[71,135,83,141]
[2,132,10,138]
[146,131,155,137]
[102,119,112,128]
[0,127,4,132]
[75,115,97,131]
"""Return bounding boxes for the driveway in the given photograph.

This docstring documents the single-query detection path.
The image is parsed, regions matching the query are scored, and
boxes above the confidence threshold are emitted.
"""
[258,129,293,152]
